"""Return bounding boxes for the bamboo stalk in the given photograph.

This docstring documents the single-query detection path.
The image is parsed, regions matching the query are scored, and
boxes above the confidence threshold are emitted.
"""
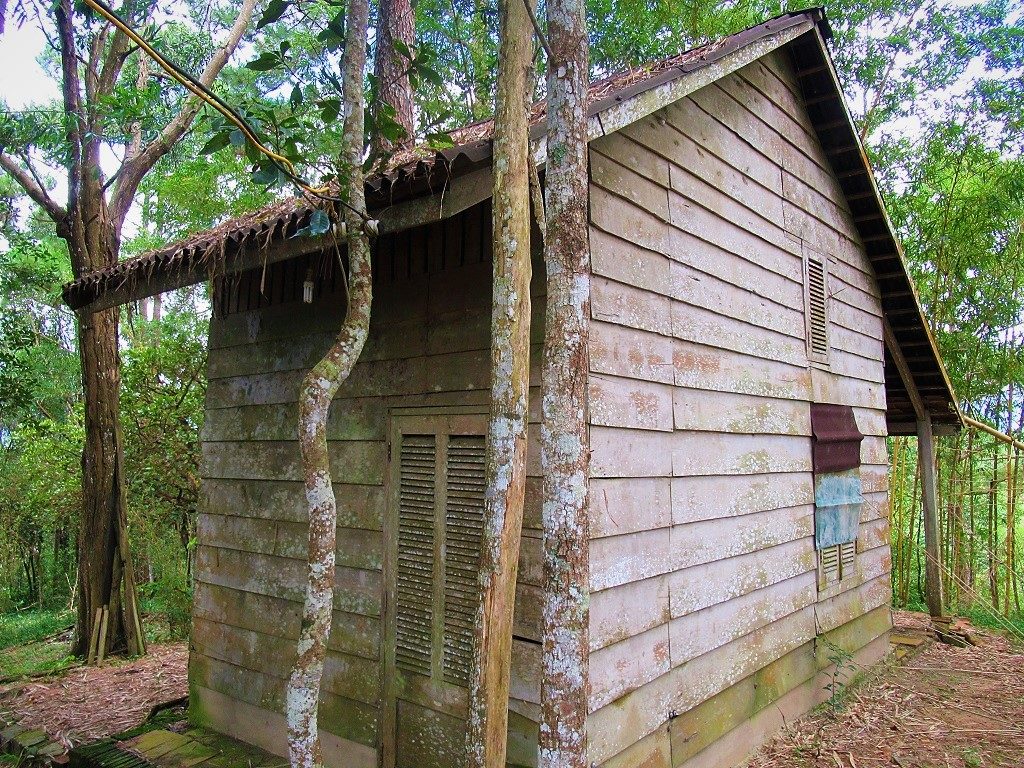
[963,415,1024,452]
[1005,442,1015,617]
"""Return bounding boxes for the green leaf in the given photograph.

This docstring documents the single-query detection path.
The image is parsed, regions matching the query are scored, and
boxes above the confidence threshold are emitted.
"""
[290,85,303,110]
[392,39,413,60]
[229,129,246,148]
[245,52,281,72]
[199,132,231,155]
[316,9,346,49]
[320,99,342,123]
[418,64,444,87]
[292,210,332,239]
[251,164,280,186]
[426,132,455,149]
[244,140,262,163]
[257,0,289,29]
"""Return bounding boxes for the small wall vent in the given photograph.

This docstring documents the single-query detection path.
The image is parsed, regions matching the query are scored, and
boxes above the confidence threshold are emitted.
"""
[806,253,829,361]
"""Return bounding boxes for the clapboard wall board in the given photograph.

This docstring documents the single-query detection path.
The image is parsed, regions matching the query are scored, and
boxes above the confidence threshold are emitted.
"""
[584,50,891,768]
[188,43,897,768]
[192,201,545,768]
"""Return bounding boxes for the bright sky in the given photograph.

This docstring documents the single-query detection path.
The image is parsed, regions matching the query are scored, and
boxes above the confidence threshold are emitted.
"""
[0,18,58,110]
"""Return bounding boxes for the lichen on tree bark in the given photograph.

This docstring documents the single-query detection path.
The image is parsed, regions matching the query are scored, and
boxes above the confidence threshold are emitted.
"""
[466,0,534,765]
[539,0,591,765]
[285,0,372,764]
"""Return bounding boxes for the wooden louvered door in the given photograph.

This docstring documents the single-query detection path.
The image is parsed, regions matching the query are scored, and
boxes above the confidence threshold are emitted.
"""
[383,411,488,768]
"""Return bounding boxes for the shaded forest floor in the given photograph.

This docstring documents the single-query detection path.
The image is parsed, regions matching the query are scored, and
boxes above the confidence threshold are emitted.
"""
[1,641,187,751]
[749,610,1024,768]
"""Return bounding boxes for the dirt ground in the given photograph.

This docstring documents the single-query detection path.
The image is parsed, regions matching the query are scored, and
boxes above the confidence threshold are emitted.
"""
[1,611,1022,765]
[1,642,187,750]
[749,610,1024,768]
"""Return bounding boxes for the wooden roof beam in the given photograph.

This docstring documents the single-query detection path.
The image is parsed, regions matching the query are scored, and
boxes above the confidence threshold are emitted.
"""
[883,316,927,421]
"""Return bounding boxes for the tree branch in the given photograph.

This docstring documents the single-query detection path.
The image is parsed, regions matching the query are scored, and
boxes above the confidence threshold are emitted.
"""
[110,0,260,230]
[97,29,132,99]
[55,0,85,217]
[0,152,68,225]
[85,24,109,108]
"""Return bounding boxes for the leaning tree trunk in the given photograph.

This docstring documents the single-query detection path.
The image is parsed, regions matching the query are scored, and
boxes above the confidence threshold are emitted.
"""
[539,0,590,765]
[286,0,372,765]
[466,0,533,764]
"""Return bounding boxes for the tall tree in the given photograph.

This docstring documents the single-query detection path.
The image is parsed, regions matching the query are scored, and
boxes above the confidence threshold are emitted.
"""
[285,0,373,764]
[467,0,533,764]
[539,0,590,764]
[373,0,416,153]
[0,0,259,657]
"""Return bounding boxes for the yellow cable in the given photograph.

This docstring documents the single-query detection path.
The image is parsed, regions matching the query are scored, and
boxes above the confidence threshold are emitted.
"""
[83,0,333,198]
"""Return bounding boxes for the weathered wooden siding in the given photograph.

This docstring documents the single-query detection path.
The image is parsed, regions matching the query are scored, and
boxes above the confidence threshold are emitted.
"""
[190,202,544,767]
[585,49,891,767]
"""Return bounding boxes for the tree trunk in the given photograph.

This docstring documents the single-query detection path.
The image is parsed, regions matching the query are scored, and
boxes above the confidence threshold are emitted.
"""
[286,0,372,764]
[70,220,145,659]
[466,0,533,764]
[1,0,255,659]
[539,0,590,764]
[373,0,415,153]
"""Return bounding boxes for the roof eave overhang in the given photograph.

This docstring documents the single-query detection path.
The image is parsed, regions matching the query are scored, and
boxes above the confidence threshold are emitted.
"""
[62,11,822,316]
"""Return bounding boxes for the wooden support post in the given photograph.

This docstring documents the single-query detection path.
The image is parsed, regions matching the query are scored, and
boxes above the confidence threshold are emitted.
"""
[886,317,946,619]
[87,607,102,665]
[917,413,944,618]
[97,606,110,666]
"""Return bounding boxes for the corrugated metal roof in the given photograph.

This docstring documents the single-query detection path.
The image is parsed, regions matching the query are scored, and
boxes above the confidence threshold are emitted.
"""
[62,10,821,312]
[61,7,960,432]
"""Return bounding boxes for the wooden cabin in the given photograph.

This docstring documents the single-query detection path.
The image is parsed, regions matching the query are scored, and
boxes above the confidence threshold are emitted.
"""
[64,9,959,768]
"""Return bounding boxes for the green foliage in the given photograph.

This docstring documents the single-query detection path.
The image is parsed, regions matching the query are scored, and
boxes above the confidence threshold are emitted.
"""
[819,637,858,714]
[0,608,73,649]
[118,304,207,639]
[0,608,76,680]
[962,605,1024,637]
[0,223,78,431]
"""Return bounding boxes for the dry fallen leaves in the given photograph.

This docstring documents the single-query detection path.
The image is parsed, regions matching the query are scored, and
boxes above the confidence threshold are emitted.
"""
[4,643,187,750]
[749,611,1024,768]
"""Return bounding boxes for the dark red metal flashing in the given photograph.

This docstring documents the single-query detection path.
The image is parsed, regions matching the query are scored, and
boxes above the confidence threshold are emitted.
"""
[810,404,864,474]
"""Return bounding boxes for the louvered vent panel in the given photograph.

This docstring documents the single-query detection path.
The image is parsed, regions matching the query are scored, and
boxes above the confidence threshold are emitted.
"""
[821,544,841,586]
[442,434,486,686]
[808,257,829,356]
[839,540,856,579]
[396,434,437,677]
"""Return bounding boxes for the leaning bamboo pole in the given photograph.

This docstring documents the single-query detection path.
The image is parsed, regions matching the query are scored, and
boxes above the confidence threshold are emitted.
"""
[963,415,1024,452]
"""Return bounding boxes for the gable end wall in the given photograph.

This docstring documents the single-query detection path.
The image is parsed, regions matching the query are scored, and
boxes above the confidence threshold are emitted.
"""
[584,49,892,768]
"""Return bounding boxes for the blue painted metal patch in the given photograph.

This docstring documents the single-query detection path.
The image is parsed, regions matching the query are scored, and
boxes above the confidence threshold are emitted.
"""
[814,468,862,549]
